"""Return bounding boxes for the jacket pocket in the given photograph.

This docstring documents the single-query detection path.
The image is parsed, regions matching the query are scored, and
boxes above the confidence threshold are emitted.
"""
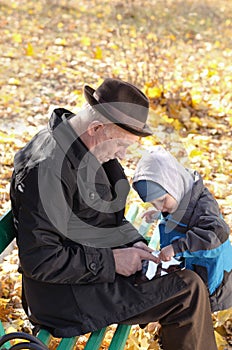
[75,182,112,211]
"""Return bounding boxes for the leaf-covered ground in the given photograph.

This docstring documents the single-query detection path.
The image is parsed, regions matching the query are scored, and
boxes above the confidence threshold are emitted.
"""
[0,0,232,349]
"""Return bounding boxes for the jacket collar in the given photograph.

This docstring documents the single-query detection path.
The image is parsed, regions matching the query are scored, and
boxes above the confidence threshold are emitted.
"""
[48,108,91,170]
[48,108,112,185]
[164,171,204,229]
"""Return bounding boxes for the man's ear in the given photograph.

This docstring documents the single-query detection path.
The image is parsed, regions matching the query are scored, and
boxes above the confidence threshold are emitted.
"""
[87,121,104,136]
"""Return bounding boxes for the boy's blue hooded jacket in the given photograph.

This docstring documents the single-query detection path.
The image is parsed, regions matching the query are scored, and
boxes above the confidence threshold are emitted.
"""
[133,146,232,312]
[159,172,232,311]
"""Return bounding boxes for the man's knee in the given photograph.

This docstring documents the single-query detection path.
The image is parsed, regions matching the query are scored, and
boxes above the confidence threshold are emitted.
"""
[178,268,204,284]
[177,269,208,300]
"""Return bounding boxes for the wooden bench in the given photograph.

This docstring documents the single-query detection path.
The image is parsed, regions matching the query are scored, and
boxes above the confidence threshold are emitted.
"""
[0,205,152,350]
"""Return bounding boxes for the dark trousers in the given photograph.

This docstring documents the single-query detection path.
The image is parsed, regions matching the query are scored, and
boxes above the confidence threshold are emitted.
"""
[121,269,217,350]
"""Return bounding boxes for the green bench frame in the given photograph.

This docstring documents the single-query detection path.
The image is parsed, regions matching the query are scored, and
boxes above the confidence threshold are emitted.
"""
[0,206,151,350]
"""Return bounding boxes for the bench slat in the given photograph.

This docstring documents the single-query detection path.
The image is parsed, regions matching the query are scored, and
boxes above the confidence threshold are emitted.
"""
[84,327,107,350]
[0,210,15,253]
[37,329,51,345]
[0,322,11,349]
[108,324,132,350]
[57,336,78,349]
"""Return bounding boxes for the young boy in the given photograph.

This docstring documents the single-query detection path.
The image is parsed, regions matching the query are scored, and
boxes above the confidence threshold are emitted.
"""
[133,145,232,312]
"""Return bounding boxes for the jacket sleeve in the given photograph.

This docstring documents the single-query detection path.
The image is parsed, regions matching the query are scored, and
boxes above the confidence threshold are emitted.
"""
[15,164,116,285]
[172,187,230,258]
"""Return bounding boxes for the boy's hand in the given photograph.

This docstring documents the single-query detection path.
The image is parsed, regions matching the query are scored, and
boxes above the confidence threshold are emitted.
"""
[158,245,175,261]
[141,209,160,223]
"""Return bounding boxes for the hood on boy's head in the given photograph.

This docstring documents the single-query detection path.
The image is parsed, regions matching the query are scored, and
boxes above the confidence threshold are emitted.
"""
[132,180,167,202]
[132,145,194,205]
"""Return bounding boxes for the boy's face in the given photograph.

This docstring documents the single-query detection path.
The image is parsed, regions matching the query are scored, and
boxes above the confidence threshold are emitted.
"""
[150,194,178,213]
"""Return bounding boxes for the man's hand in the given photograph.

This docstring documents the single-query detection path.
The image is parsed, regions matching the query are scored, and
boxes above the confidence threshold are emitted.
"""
[158,245,175,261]
[133,241,154,253]
[112,246,159,276]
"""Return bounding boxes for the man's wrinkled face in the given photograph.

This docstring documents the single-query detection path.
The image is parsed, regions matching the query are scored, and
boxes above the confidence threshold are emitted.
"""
[92,123,139,163]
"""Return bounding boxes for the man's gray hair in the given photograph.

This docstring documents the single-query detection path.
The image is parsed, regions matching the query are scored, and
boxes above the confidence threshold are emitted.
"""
[83,102,109,125]
[71,102,114,136]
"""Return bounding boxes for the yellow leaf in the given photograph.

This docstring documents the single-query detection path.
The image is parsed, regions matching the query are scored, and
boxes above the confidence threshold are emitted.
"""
[189,149,203,158]
[211,86,220,93]
[147,87,162,98]
[12,33,22,43]
[54,38,67,46]
[4,50,16,58]
[0,131,16,142]
[172,119,183,131]
[57,22,64,29]
[191,93,202,108]
[0,298,10,305]
[25,43,34,56]
[214,41,221,48]
[6,326,18,334]
[146,33,157,41]
[72,90,81,95]
[214,331,229,350]
[81,36,91,46]
[94,47,103,60]
[162,115,174,124]
[190,116,202,126]
[130,27,137,38]
[110,43,118,50]
[97,13,104,18]
[12,319,25,328]
[215,308,232,325]
[169,34,176,41]
[8,78,21,86]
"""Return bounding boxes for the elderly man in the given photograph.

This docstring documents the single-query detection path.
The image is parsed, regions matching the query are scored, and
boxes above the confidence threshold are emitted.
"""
[10,78,217,350]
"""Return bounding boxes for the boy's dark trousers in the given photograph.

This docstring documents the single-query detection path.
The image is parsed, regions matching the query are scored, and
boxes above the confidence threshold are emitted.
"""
[121,269,217,350]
